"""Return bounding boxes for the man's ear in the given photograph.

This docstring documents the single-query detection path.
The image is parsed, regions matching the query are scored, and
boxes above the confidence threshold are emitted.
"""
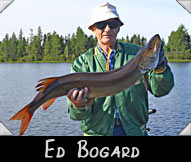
[92,25,98,36]
[90,25,94,30]
[92,25,96,32]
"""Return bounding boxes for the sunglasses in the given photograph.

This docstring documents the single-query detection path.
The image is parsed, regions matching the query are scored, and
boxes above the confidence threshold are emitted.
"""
[94,20,120,30]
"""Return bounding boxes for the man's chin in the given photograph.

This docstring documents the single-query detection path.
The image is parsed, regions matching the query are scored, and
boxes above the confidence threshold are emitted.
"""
[102,38,114,45]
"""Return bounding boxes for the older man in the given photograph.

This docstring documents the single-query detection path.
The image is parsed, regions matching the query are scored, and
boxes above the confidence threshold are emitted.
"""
[67,2,174,136]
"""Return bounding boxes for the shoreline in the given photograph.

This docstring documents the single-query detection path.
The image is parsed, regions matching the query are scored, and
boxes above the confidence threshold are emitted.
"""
[0,59,191,64]
[0,60,74,64]
[167,59,191,63]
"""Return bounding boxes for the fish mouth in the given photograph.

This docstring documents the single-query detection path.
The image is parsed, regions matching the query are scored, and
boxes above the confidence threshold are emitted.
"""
[150,34,161,51]
[140,34,161,70]
[147,57,157,62]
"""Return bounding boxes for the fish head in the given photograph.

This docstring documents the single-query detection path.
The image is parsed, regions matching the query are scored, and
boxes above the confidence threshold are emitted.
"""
[140,34,161,72]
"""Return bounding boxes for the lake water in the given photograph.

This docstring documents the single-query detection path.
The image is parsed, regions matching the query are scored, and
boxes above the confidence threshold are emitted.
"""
[0,63,190,136]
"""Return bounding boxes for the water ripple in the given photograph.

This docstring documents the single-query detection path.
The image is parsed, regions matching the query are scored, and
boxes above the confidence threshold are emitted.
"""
[0,63,190,136]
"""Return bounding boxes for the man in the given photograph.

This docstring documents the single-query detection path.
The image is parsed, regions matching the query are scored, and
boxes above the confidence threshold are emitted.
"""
[67,2,174,136]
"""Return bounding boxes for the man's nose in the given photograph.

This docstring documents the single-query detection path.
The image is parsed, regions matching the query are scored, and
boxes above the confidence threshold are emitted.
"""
[104,24,111,32]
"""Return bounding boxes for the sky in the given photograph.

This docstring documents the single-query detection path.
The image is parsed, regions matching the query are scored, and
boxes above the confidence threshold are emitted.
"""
[0,0,191,43]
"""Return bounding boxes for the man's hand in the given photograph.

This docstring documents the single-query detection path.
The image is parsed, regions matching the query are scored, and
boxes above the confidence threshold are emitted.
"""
[67,87,88,108]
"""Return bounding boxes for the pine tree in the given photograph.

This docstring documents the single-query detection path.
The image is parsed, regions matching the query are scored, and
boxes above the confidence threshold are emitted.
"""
[70,33,76,56]
[50,31,62,61]
[17,29,26,60]
[43,33,52,61]
[167,24,191,59]
[167,24,190,52]
[126,35,130,43]
[25,29,35,61]
[86,35,95,49]
[1,34,9,61]
[9,32,18,61]
[63,43,69,61]
[130,34,140,45]
[36,26,43,60]
[75,27,88,56]
[64,34,73,61]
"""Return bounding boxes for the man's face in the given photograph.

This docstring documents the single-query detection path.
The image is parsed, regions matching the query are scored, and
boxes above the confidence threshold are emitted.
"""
[92,18,120,46]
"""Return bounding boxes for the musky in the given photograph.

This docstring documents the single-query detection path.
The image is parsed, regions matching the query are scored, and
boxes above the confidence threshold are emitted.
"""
[0,0,190,43]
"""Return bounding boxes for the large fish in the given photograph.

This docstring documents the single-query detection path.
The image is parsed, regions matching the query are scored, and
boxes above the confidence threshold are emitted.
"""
[10,34,161,135]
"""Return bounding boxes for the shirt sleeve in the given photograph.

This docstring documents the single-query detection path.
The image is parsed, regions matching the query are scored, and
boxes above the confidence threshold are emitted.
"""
[148,65,174,97]
[67,55,92,121]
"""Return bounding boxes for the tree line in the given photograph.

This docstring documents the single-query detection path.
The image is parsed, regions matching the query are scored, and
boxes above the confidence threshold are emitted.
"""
[0,24,190,63]
[165,24,191,60]
[0,26,96,62]
[118,24,191,61]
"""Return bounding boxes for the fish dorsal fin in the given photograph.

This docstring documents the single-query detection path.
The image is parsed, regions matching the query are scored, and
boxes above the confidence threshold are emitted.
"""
[42,98,56,111]
[35,77,58,92]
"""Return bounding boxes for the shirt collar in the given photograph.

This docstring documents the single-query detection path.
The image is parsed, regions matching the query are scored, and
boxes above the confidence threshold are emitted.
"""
[96,41,120,57]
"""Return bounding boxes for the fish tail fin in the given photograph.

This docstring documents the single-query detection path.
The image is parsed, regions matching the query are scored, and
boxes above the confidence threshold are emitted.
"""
[9,103,34,136]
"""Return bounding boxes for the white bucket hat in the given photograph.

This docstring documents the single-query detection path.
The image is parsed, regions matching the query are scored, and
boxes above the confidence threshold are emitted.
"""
[88,2,124,30]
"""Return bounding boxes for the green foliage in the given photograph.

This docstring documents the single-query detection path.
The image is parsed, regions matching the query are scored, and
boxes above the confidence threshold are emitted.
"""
[0,24,191,63]
[119,24,191,61]
[0,26,97,62]
[166,24,191,60]
[118,34,147,47]
[49,31,62,61]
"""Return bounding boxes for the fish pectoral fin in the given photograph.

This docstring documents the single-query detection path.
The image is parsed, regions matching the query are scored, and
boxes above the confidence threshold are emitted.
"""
[85,98,95,110]
[36,77,58,92]
[9,103,34,136]
[42,98,56,111]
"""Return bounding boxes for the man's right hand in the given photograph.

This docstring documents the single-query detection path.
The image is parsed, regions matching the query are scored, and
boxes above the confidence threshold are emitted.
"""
[67,87,88,107]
